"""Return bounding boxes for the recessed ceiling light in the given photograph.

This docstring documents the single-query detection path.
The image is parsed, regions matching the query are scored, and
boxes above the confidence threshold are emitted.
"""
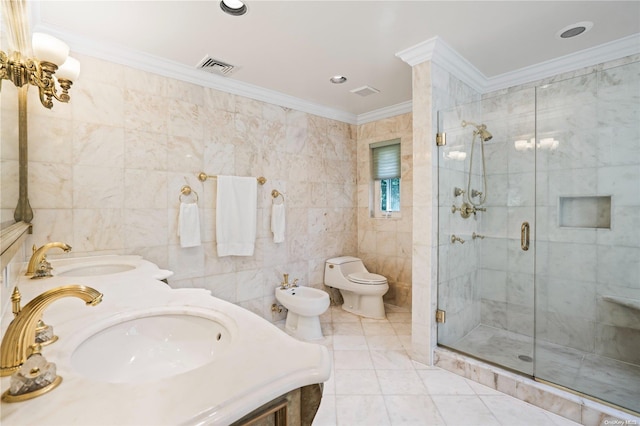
[556,21,593,39]
[220,0,247,16]
[330,75,347,84]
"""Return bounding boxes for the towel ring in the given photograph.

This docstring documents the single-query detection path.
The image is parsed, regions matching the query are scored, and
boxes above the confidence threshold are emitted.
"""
[179,185,199,203]
[271,189,285,204]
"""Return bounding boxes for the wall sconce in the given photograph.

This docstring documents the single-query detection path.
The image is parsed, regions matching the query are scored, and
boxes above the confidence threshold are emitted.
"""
[0,32,80,109]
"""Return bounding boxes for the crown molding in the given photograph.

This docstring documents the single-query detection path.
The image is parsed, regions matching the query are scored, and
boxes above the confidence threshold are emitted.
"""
[396,33,640,95]
[484,33,640,92]
[395,36,487,93]
[32,1,640,127]
[32,22,359,125]
[356,101,413,125]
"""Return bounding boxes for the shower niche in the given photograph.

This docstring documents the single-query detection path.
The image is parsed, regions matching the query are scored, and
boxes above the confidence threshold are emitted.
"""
[558,195,611,229]
[435,60,640,414]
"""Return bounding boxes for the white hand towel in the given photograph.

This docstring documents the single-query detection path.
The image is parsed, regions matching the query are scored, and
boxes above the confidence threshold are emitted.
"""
[216,175,257,256]
[178,202,201,248]
[271,203,285,243]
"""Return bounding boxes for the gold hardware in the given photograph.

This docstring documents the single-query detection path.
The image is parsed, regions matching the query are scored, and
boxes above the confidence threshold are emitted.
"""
[436,132,446,146]
[198,172,267,185]
[279,273,299,289]
[436,309,446,323]
[453,187,465,197]
[1,285,103,377]
[329,264,334,269]
[451,203,486,219]
[15,86,33,223]
[25,242,72,277]
[1,375,62,403]
[521,221,530,251]
[472,232,485,240]
[450,235,465,244]
[11,288,58,346]
[1,1,79,111]
[179,185,198,203]
[11,287,21,317]
[271,189,285,203]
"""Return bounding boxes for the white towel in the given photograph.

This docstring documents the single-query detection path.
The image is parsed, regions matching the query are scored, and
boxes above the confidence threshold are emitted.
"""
[178,202,201,248]
[271,203,285,243]
[216,175,257,256]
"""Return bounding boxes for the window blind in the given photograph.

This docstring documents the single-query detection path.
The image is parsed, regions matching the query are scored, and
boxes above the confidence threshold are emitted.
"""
[372,143,400,180]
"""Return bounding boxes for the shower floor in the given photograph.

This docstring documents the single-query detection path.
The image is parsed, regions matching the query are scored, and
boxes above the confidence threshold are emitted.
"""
[450,324,640,413]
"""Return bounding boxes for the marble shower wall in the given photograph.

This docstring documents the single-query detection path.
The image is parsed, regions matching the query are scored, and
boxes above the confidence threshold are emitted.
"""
[535,60,640,364]
[0,53,358,321]
[356,113,413,308]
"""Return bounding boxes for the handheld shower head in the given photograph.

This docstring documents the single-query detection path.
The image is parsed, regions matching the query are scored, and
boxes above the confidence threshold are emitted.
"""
[461,120,493,142]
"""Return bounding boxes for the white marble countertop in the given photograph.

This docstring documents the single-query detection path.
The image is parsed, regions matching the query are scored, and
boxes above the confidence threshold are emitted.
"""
[1,256,331,425]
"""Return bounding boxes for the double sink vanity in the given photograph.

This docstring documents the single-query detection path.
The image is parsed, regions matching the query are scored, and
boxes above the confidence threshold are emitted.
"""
[1,254,331,425]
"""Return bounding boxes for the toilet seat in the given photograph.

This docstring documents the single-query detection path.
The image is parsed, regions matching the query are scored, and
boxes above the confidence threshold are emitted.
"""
[348,272,387,285]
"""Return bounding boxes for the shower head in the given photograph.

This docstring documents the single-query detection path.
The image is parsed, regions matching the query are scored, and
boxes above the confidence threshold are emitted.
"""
[461,120,493,142]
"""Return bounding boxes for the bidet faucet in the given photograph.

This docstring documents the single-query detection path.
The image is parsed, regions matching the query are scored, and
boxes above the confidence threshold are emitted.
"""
[25,242,72,277]
[0,285,103,377]
[280,274,299,289]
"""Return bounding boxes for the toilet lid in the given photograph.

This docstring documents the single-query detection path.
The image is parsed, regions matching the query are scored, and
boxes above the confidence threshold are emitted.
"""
[348,272,387,285]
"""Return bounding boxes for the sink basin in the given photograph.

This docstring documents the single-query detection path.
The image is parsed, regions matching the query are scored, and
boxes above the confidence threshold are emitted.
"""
[57,264,136,277]
[71,312,232,383]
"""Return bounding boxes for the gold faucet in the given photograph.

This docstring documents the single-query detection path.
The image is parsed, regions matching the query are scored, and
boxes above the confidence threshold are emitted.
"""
[280,273,299,289]
[25,242,72,277]
[0,285,103,377]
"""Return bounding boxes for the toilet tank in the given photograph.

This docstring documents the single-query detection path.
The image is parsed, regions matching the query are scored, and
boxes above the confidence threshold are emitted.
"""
[325,256,367,277]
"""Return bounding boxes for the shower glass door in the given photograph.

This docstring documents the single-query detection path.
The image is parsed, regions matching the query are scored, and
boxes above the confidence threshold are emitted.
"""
[533,61,640,412]
[436,91,537,376]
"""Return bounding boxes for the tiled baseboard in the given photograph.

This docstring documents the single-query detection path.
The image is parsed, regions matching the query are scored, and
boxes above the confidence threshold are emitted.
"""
[434,347,640,426]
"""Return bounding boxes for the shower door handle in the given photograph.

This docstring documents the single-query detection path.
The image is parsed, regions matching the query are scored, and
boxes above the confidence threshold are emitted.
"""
[521,222,530,251]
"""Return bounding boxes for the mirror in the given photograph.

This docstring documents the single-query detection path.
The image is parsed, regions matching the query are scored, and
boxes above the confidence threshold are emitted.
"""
[1,0,34,268]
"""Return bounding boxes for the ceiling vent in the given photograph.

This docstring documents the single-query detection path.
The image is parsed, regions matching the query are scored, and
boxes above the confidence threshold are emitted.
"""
[196,55,237,76]
[350,85,380,97]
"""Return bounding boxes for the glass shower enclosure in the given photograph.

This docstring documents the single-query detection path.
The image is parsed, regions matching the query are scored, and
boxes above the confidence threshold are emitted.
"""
[436,61,640,413]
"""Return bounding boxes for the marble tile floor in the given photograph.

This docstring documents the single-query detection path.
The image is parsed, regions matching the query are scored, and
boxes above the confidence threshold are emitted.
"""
[278,305,580,426]
[450,324,640,413]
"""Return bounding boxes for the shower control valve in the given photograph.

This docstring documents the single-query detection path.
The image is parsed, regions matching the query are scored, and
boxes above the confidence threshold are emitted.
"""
[453,187,465,197]
[452,202,485,219]
[471,189,483,198]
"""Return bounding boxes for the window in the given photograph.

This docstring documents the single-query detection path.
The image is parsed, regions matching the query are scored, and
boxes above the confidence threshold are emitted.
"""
[371,140,401,218]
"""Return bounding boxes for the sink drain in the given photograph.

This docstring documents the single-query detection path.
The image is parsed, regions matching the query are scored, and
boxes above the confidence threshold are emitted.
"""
[518,355,533,362]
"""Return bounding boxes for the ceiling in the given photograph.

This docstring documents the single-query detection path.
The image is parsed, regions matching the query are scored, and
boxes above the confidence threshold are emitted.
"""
[30,1,640,120]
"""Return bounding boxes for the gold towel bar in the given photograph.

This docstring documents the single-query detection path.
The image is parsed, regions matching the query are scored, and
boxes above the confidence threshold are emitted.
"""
[198,172,266,185]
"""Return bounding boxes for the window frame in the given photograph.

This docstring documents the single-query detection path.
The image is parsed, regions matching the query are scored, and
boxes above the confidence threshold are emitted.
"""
[370,139,401,219]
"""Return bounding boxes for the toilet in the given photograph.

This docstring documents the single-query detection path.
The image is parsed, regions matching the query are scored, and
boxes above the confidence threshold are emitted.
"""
[324,256,389,319]
[275,286,330,341]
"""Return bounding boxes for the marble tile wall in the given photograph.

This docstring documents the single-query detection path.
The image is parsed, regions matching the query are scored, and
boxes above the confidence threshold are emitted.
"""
[356,113,413,308]
[411,61,480,364]
[0,53,358,322]
[535,59,640,364]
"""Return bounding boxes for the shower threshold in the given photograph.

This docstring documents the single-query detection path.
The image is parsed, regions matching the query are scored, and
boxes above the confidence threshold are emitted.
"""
[438,330,640,420]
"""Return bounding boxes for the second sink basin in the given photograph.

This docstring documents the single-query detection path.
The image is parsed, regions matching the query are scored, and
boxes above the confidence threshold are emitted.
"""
[57,264,136,277]
[71,312,232,384]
